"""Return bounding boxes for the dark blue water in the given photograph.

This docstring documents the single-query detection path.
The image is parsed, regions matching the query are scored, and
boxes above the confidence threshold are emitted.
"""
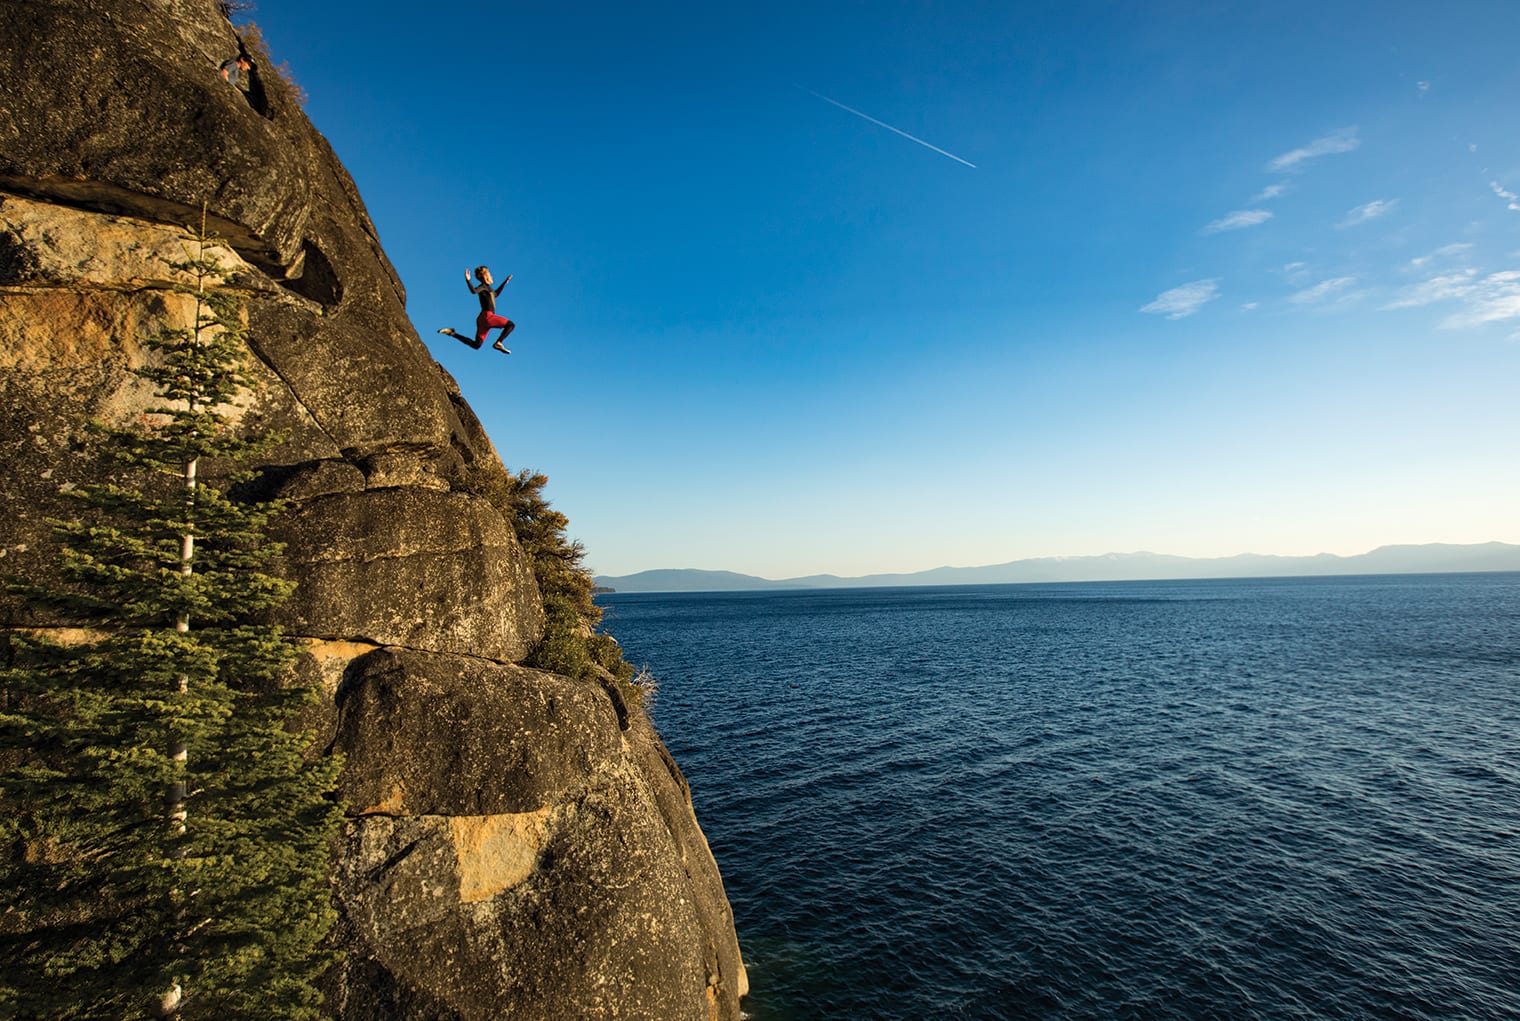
[599,574,1520,1020]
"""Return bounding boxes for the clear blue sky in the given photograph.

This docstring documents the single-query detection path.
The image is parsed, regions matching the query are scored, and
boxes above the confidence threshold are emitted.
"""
[247,0,1520,579]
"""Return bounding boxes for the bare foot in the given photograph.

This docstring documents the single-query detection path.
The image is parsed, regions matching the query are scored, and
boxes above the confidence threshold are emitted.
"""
[492,342,511,354]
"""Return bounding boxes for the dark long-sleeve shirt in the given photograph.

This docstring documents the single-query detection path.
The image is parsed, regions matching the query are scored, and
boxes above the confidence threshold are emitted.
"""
[470,280,506,313]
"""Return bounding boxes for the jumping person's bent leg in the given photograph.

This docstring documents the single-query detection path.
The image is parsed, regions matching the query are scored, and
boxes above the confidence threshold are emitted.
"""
[492,320,513,352]
[439,327,484,350]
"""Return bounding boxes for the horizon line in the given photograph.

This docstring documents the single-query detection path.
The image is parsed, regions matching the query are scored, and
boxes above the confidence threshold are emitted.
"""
[593,539,1520,585]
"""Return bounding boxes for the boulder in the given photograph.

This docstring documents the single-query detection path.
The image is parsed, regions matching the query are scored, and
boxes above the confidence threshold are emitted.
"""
[268,488,544,661]
[332,648,619,817]
[330,756,719,1021]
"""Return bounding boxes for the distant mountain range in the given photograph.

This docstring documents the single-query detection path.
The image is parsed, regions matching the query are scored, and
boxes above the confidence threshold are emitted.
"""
[593,542,1520,593]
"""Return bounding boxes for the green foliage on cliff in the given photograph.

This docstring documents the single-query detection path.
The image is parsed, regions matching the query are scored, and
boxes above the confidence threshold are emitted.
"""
[460,466,637,691]
[0,227,342,1019]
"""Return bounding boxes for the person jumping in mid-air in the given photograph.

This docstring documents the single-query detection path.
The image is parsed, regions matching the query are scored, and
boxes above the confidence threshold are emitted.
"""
[438,266,514,353]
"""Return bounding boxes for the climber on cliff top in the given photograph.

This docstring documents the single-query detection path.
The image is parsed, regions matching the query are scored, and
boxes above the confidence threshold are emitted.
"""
[219,54,253,88]
[438,266,514,354]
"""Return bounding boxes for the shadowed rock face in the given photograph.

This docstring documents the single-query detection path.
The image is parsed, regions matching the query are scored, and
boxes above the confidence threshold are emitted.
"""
[0,1,746,1017]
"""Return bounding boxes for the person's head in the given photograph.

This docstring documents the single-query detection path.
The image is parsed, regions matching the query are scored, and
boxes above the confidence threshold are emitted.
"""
[474,265,491,283]
[237,56,252,70]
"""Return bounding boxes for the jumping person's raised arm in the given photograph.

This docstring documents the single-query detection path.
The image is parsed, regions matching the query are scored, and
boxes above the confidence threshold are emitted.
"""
[494,273,512,297]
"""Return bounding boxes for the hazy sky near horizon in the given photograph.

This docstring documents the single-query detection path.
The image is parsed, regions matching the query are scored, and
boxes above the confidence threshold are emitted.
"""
[248,0,1520,579]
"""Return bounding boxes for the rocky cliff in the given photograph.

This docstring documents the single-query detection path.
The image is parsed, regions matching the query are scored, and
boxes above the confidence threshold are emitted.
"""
[0,1,746,1017]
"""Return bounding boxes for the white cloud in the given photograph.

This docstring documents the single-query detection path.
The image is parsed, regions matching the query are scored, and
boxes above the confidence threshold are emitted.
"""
[1490,181,1520,212]
[1267,127,1360,173]
[1281,261,1312,285]
[1202,209,1273,234]
[1141,279,1219,319]
[1383,269,1480,309]
[1417,80,1431,94]
[1252,183,1289,202]
[1241,302,1260,311]
[1382,266,1520,328]
[1290,276,1357,303]
[1442,270,1520,327]
[1337,199,1397,228]
[1410,243,1474,268]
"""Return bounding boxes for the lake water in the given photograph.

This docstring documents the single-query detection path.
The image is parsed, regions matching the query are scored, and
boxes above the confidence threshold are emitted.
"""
[598,574,1520,1020]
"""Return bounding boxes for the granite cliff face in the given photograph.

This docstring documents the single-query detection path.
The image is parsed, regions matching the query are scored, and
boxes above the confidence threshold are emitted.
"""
[0,1,746,1017]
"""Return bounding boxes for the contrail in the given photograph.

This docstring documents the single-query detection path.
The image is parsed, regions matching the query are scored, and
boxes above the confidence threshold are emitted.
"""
[799,86,976,169]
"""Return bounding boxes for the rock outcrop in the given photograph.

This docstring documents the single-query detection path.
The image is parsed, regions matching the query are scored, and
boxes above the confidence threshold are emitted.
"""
[0,1,746,1017]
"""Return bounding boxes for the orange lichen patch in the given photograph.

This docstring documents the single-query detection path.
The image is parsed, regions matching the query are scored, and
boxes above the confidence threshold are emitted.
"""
[0,291,161,374]
[300,637,381,661]
[298,638,382,695]
[449,809,555,903]
[358,782,407,817]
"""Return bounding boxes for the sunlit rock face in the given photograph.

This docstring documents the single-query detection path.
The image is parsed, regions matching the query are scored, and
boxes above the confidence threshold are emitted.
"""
[0,1,746,1017]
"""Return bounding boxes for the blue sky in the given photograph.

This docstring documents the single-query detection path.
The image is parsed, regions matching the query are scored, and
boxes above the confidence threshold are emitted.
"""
[247,0,1520,578]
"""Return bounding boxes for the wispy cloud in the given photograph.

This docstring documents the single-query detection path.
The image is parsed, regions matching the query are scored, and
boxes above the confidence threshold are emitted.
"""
[1337,199,1397,228]
[1203,209,1273,234]
[1410,243,1473,268]
[1384,269,1479,309]
[1441,270,1520,328]
[1491,181,1520,212]
[1252,183,1289,202]
[1267,127,1360,173]
[1290,276,1357,304]
[1141,279,1219,319]
[1381,266,1520,328]
[1281,261,1312,285]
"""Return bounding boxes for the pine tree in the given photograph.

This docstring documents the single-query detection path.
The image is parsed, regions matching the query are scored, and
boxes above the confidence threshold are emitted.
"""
[0,218,343,1019]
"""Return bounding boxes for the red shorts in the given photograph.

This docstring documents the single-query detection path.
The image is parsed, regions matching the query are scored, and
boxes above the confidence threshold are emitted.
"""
[475,310,511,342]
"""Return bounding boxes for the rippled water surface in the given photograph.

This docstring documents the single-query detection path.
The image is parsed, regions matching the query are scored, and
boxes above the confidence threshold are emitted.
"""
[599,574,1520,1020]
